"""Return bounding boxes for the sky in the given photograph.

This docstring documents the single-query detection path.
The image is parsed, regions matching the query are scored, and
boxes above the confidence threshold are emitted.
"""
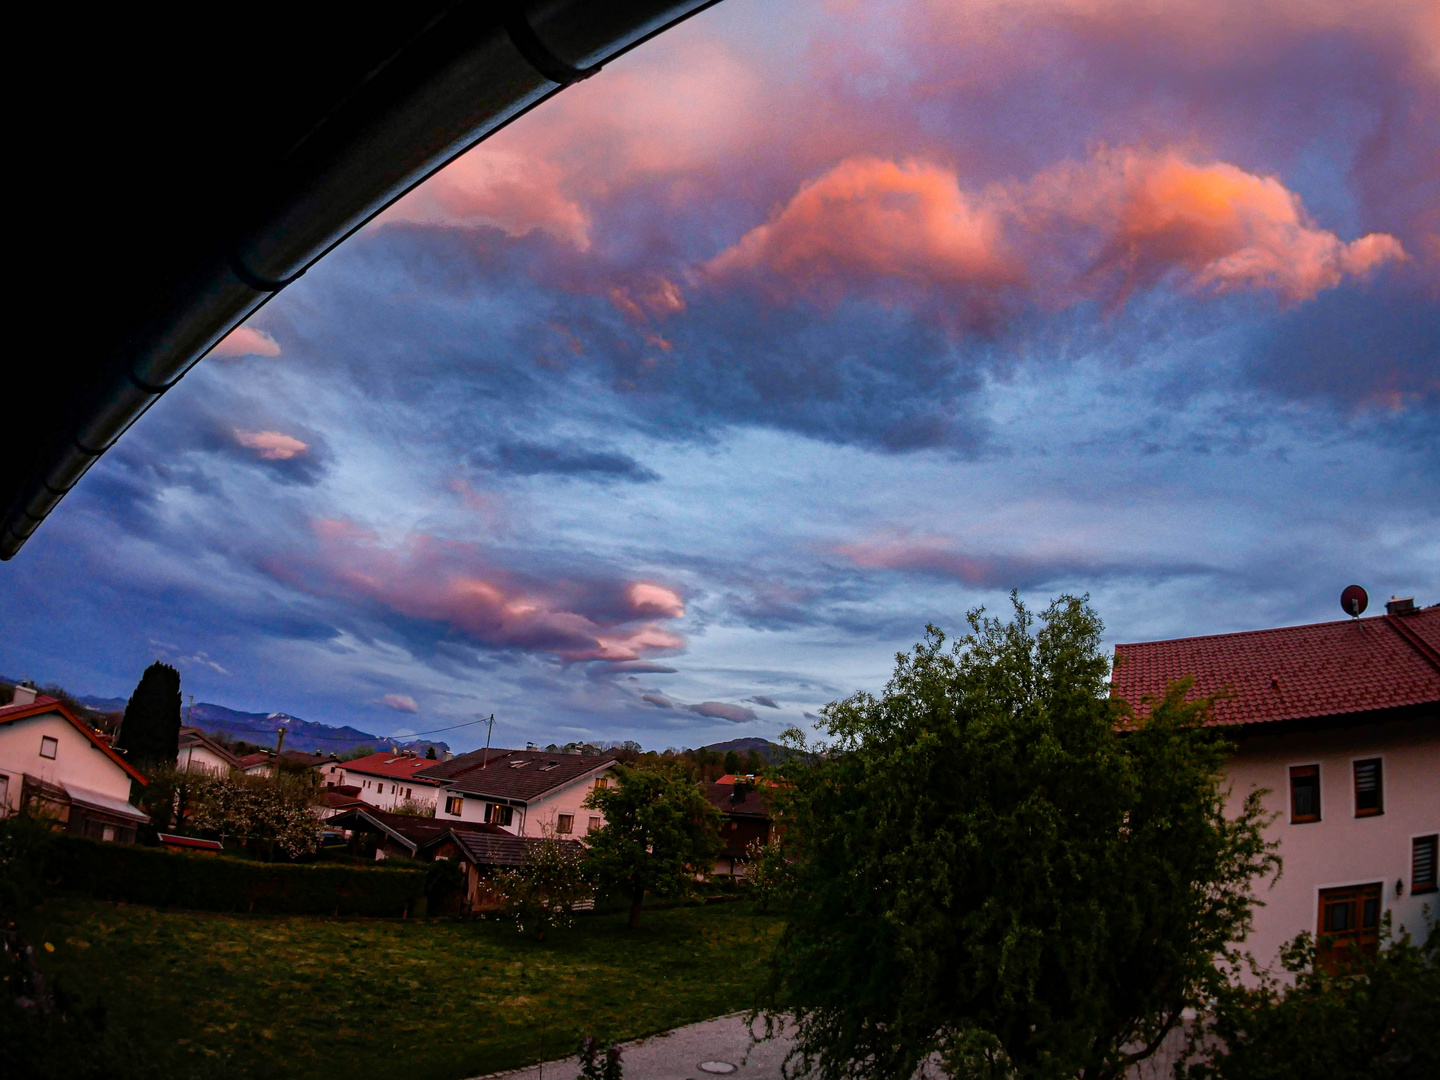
[2,0,1436,752]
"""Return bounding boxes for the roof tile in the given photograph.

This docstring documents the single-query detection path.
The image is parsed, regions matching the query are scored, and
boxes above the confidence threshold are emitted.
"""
[1111,608,1440,726]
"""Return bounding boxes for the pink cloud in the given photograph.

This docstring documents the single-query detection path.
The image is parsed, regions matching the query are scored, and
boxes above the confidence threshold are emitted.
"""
[297,523,686,664]
[706,148,1404,313]
[381,694,419,713]
[234,430,309,460]
[1028,149,1407,303]
[379,149,591,248]
[213,326,281,357]
[706,156,1015,308]
[628,582,685,618]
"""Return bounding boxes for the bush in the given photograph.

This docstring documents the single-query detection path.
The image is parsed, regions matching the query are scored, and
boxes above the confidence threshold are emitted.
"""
[40,834,426,917]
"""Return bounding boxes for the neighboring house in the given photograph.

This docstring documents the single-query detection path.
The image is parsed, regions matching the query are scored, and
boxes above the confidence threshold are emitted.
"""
[235,751,274,777]
[0,687,149,841]
[315,787,366,821]
[419,827,589,914]
[294,751,347,788]
[341,750,447,812]
[703,779,774,878]
[1111,598,1440,971]
[326,805,496,859]
[176,725,240,775]
[421,748,616,837]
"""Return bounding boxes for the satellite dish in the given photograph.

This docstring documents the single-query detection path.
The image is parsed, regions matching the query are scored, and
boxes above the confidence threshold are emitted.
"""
[1341,585,1368,618]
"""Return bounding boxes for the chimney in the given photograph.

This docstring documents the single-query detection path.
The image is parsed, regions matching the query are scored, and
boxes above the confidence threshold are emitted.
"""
[442,749,454,761]
[1386,596,1418,616]
[11,682,38,706]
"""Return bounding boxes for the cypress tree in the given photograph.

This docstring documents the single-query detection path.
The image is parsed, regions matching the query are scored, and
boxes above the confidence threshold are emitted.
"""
[116,662,182,766]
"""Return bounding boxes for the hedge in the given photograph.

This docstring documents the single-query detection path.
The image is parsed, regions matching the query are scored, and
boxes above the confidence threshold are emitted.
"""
[43,835,428,917]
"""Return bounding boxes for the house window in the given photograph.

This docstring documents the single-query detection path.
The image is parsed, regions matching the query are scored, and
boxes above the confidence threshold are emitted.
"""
[1414,835,1438,895]
[1289,765,1320,823]
[444,796,463,816]
[485,803,514,826]
[39,736,58,760]
[1353,758,1382,816]
[593,777,609,790]
[588,816,602,833]
[102,825,116,842]
[556,814,574,835]
[1317,883,1382,963]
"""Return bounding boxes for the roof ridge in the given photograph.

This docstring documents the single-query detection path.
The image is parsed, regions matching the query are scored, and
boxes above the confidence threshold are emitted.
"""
[1385,614,1440,674]
[1114,610,1429,650]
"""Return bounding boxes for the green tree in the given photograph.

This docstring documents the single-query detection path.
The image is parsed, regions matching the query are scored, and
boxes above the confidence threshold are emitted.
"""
[425,745,438,759]
[583,766,723,928]
[115,662,182,767]
[763,595,1277,1080]
[1182,918,1439,1080]
[724,750,741,775]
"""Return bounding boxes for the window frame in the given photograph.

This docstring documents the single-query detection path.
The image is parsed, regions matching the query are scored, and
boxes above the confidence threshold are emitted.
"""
[39,735,58,760]
[444,795,463,816]
[1352,756,1383,817]
[556,813,574,835]
[1289,763,1321,823]
[1413,834,1439,895]
[1317,882,1383,965]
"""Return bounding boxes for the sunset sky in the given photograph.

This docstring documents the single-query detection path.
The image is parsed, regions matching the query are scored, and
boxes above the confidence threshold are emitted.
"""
[3,0,1436,751]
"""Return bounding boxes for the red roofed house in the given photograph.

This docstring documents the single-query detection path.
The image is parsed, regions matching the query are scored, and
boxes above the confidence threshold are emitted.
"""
[1111,597,1440,971]
[340,749,448,813]
[704,777,774,878]
[0,685,150,841]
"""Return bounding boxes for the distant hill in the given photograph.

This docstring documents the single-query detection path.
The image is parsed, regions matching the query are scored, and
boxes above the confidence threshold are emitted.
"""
[72,694,447,756]
[701,737,795,764]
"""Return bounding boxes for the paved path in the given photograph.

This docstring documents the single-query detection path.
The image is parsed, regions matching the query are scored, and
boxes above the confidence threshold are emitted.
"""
[465,1013,800,1080]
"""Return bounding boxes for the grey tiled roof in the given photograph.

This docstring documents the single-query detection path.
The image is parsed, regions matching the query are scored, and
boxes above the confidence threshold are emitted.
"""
[429,749,616,803]
[424,828,587,868]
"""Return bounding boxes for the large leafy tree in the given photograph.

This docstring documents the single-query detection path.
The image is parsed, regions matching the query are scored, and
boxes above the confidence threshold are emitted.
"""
[115,662,182,767]
[583,766,723,928]
[763,595,1277,1080]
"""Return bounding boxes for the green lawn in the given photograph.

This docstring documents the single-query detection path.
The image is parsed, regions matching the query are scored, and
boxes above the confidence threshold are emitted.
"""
[18,898,782,1080]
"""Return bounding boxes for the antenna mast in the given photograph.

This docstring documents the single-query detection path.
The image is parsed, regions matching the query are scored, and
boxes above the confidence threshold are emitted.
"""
[481,713,495,768]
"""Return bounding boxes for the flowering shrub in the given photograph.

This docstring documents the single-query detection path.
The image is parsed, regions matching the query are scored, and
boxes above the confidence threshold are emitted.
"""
[178,769,322,857]
[491,834,591,940]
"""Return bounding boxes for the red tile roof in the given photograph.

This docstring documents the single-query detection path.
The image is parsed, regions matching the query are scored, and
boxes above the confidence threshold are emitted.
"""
[1111,607,1440,727]
[0,696,147,783]
[342,751,450,785]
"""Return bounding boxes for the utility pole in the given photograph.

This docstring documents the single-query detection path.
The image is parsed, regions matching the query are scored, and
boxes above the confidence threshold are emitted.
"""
[185,693,195,726]
[480,713,495,768]
[273,725,287,781]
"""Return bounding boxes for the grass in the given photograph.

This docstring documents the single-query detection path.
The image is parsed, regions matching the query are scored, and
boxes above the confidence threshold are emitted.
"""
[18,897,783,1080]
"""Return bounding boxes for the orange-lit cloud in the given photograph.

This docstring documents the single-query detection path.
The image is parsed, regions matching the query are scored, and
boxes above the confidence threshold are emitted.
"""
[1029,149,1407,303]
[706,157,1014,303]
[301,523,686,663]
[213,326,281,357]
[380,693,419,713]
[707,148,1404,312]
[234,430,309,460]
[380,149,591,248]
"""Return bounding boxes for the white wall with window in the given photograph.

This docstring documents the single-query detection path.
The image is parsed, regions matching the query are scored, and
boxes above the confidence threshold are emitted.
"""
[1223,715,1439,972]
[436,766,614,838]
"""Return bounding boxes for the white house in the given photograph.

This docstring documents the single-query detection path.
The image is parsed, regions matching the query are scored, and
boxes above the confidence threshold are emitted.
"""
[0,686,150,841]
[421,748,616,837]
[1112,598,1440,971]
[176,725,240,775]
[340,749,447,813]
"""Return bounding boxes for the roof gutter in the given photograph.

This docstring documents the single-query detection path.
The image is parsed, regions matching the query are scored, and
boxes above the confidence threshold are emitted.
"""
[1,0,723,560]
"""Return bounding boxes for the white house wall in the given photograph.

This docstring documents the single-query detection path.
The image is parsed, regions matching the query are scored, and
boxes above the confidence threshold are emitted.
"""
[435,767,613,837]
[1224,715,1439,970]
[0,711,136,811]
[177,745,232,776]
[349,773,440,813]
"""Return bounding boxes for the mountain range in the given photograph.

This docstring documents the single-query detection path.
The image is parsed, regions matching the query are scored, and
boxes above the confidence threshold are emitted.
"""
[72,694,447,756]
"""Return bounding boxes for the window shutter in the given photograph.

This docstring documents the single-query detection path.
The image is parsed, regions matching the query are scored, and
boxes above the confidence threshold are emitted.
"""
[1414,835,1438,894]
